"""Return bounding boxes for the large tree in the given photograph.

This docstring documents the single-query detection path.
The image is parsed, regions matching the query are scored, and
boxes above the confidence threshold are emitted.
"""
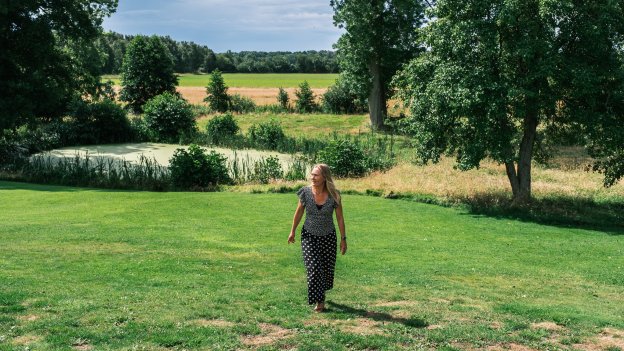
[119,35,178,113]
[331,0,425,129]
[394,0,624,203]
[0,0,118,131]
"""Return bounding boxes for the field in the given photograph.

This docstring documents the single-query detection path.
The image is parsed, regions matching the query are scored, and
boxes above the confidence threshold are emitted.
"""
[1,181,623,351]
[103,73,338,88]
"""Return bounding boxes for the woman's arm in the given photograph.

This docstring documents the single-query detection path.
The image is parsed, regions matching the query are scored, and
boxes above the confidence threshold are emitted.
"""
[288,201,305,243]
[335,203,347,255]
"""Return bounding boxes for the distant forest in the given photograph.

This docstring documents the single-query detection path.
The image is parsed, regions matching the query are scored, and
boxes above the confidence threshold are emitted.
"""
[99,32,340,74]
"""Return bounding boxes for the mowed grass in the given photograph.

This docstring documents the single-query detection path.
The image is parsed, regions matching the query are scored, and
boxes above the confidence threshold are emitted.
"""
[197,113,369,138]
[102,73,339,88]
[1,181,623,350]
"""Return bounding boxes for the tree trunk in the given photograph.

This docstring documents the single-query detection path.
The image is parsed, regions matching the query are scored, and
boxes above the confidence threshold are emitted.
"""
[368,59,385,130]
[507,107,539,204]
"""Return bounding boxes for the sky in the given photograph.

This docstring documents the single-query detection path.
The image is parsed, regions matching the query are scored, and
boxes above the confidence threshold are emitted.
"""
[102,0,344,53]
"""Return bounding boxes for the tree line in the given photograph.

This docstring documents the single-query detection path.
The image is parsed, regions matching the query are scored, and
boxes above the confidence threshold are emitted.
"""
[98,32,339,74]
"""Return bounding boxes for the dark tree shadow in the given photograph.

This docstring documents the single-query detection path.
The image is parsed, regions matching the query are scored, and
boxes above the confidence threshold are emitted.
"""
[325,301,428,329]
[458,192,624,235]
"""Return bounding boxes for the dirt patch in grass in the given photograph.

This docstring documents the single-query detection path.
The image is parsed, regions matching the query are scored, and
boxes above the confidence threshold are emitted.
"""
[372,300,415,308]
[191,318,236,328]
[12,334,42,345]
[241,323,293,347]
[530,321,565,332]
[572,328,624,351]
[17,314,40,322]
[484,343,538,351]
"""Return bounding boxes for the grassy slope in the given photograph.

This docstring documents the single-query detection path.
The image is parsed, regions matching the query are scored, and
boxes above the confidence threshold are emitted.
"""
[1,181,622,350]
[102,73,339,88]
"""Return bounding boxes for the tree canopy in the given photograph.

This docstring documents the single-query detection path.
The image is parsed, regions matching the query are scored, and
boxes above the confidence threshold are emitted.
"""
[119,35,178,113]
[332,0,425,129]
[0,0,118,131]
[394,0,624,202]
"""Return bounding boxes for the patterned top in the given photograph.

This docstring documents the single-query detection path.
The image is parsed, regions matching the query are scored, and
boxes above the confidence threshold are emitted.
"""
[297,186,338,236]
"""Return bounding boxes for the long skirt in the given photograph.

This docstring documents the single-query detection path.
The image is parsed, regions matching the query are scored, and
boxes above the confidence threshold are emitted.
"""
[301,226,337,305]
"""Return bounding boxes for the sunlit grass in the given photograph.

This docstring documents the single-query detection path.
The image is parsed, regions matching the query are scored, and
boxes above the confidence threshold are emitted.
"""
[1,181,623,350]
[102,73,339,88]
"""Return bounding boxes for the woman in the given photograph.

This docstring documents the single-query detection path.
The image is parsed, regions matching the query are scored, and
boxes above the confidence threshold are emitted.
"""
[288,164,347,313]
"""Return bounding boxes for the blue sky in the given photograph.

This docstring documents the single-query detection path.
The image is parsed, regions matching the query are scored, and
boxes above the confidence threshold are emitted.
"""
[102,0,343,52]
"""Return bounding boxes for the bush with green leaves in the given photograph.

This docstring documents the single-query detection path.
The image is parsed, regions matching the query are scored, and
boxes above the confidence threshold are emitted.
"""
[67,98,133,145]
[295,81,317,113]
[143,92,197,143]
[247,120,287,150]
[119,35,178,113]
[252,156,283,184]
[277,87,290,110]
[229,94,256,113]
[206,113,240,145]
[204,69,230,113]
[169,144,231,189]
[322,79,367,114]
[317,139,368,177]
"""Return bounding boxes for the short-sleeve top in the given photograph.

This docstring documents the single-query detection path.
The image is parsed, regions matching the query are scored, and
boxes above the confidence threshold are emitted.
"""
[297,186,338,236]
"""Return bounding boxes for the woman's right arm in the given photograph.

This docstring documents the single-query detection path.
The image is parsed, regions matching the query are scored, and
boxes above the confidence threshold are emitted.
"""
[288,201,305,243]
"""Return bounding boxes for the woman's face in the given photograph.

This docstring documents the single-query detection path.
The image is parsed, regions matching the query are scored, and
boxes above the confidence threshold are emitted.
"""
[310,167,325,187]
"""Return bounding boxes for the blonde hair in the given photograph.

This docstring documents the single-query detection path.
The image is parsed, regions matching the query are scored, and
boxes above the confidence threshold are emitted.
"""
[313,164,341,205]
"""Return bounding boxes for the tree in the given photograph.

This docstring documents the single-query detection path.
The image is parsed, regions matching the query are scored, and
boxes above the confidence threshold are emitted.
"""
[295,81,317,113]
[0,0,117,131]
[119,35,178,113]
[204,69,230,113]
[331,0,425,129]
[394,0,624,203]
[143,92,196,143]
[277,87,290,110]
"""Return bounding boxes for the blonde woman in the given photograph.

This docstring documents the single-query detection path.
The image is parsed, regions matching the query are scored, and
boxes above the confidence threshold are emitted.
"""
[288,164,347,313]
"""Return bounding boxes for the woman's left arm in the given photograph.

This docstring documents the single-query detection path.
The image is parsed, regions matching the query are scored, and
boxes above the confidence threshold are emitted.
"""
[335,203,347,255]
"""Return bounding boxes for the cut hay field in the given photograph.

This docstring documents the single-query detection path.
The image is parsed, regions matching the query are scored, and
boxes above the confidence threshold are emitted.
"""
[1,181,623,350]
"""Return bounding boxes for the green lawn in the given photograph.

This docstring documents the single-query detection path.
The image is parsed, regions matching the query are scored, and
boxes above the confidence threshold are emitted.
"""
[102,73,339,88]
[1,181,623,350]
[197,113,369,138]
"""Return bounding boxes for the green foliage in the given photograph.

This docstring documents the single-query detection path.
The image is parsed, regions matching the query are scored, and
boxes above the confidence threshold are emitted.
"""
[394,0,624,199]
[66,98,133,145]
[228,94,256,113]
[318,139,368,177]
[169,144,231,189]
[322,77,368,114]
[119,35,178,113]
[277,87,290,109]
[0,0,117,131]
[143,93,197,143]
[205,113,240,145]
[294,81,317,113]
[247,120,287,150]
[204,69,230,113]
[252,156,283,184]
[331,0,425,127]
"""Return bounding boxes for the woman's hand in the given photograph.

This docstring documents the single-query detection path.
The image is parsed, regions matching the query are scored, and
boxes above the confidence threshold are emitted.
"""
[288,232,296,244]
[340,238,347,255]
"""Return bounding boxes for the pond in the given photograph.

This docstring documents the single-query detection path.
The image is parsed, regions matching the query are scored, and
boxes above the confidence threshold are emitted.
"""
[40,143,297,167]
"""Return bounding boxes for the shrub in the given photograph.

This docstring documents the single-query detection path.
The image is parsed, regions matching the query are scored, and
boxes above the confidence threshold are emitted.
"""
[247,120,287,150]
[322,79,368,114]
[169,144,231,189]
[253,156,283,184]
[143,92,197,143]
[206,113,240,145]
[67,98,133,145]
[317,139,368,177]
[229,94,256,113]
[295,81,317,113]
[204,69,230,113]
[277,87,289,110]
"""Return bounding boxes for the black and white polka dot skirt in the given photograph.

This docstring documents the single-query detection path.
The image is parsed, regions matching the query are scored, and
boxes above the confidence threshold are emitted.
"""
[301,226,337,305]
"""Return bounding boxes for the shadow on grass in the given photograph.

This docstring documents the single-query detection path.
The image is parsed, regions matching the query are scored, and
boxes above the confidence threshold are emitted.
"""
[0,180,140,193]
[458,192,624,235]
[325,301,428,329]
